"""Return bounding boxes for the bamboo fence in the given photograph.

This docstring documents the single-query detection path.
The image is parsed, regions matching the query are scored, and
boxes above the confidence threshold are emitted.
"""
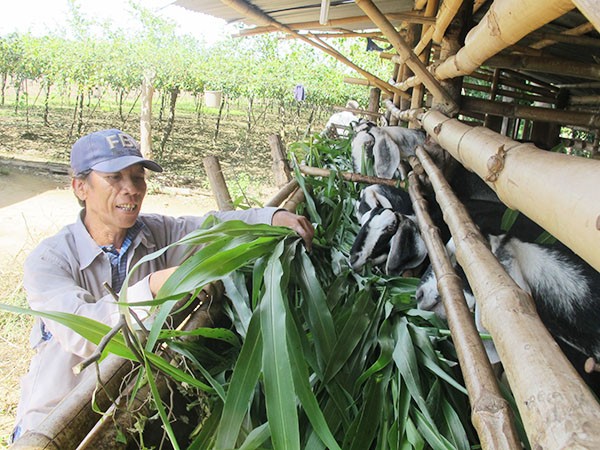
[405,158,521,449]
[420,109,600,273]
[414,144,600,449]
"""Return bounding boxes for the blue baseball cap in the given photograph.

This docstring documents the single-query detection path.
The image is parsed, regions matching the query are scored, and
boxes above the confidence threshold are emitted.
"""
[70,129,163,176]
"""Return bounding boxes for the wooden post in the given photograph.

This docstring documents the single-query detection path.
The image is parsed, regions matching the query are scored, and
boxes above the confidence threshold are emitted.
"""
[203,156,234,211]
[268,134,292,188]
[367,87,381,117]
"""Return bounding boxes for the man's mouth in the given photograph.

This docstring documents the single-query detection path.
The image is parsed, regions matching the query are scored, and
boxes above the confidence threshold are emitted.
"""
[116,203,137,212]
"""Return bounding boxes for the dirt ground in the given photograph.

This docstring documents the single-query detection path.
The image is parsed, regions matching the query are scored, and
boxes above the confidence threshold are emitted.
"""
[0,166,277,446]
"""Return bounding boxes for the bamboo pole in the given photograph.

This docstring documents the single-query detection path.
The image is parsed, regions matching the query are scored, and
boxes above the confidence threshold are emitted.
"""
[434,0,574,79]
[354,0,458,114]
[220,0,407,98]
[460,96,600,128]
[463,82,557,104]
[572,0,600,32]
[233,12,436,37]
[406,154,521,450]
[530,22,595,49]
[383,98,424,124]
[434,0,575,79]
[298,164,407,189]
[415,143,600,448]
[203,156,234,211]
[265,179,299,207]
[420,109,600,273]
[282,187,306,212]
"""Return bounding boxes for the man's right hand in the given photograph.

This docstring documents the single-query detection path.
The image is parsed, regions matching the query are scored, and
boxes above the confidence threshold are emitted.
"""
[149,266,179,297]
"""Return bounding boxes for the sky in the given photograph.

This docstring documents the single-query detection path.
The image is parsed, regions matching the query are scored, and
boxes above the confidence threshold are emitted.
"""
[0,0,231,44]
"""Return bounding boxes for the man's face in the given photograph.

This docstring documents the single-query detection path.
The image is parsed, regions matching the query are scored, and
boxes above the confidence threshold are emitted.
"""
[74,164,147,241]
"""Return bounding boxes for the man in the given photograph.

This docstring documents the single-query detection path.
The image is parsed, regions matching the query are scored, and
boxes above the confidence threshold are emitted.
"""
[323,100,360,137]
[12,129,313,441]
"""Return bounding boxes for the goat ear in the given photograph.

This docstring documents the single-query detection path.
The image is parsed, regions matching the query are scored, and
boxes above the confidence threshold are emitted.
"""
[385,216,427,274]
[371,130,400,179]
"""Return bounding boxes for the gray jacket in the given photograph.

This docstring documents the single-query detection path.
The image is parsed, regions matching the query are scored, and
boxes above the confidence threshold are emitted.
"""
[15,207,278,436]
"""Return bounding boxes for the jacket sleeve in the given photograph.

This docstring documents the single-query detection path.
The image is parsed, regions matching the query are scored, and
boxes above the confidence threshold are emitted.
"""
[23,245,153,358]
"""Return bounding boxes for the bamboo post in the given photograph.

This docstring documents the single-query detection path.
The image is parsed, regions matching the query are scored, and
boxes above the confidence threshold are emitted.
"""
[383,99,425,125]
[406,156,521,449]
[268,134,292,188]
[420,109,600,273]
[265,179,299,207]
[484,54,600,80]
[203,156,234,211]
[355,0,458,114]
[415,144,600,448]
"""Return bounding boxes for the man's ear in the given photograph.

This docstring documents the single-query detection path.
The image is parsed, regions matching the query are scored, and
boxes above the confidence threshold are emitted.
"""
[72,177,87,202]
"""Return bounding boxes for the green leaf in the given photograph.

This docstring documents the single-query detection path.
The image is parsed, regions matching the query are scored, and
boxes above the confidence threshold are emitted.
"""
[501,208,519,232]
[259,240,300,450]
[216,311,263,449]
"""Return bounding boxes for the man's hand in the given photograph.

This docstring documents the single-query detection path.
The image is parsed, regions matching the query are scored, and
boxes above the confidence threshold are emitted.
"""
[149,266,179,297]
[272,210,315,252]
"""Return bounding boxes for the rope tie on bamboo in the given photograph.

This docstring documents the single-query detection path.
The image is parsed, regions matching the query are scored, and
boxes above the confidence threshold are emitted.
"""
[485,144,508,182]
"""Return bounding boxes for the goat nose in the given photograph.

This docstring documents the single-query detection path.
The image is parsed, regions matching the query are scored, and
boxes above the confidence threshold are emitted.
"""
[415,288,424,305]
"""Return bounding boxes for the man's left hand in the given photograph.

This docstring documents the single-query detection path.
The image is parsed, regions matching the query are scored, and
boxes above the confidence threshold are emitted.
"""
[272,210,315,252]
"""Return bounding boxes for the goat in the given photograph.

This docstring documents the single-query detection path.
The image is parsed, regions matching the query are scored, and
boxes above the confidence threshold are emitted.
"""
[351,120,427,179]
[350,185,424,273]
[416,234,600,394]
[349,167,536,276]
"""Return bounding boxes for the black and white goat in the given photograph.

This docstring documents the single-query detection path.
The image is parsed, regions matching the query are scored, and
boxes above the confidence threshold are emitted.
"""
[416,234,600,393]
[351,120,427,179]
[350,184,428,274]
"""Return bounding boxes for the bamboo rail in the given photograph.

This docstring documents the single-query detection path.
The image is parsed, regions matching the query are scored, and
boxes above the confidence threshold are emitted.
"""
[407,153,521,450]
[460,96,600,128]
[298,164,407,189]
[233,12,436,37]
[484,54,600,80]
[415,143,600,448]
[530,22,595,49]
[420,109,600,273]
[354,0,458,114]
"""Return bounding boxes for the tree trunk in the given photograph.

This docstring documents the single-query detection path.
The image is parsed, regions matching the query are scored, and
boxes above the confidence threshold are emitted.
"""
[213,94,225,142]
[140,72,155,160]
[0,72,6,105]
[43,82,51,126]
[159,87,179,156]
